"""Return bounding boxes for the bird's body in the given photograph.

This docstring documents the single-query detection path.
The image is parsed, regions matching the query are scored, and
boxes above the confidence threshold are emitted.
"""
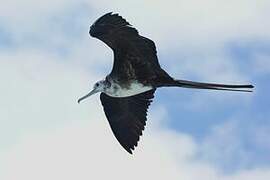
[78,12,254,154]
[103,76,153,97]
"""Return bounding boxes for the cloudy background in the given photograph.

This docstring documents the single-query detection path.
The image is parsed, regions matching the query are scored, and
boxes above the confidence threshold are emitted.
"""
[1,0,270,179]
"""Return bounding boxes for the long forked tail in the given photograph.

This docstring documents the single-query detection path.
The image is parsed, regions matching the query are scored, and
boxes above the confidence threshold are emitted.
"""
[170,79,254,92]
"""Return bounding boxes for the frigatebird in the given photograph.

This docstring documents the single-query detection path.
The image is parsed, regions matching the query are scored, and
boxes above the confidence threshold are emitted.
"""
[78,12,254,154]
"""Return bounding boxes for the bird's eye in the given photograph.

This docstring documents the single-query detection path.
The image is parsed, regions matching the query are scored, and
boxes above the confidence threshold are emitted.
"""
[96,83,99,87]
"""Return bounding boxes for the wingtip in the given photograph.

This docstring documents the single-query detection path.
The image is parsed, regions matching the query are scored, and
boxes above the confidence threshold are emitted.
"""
[125,148,133,154]
[128,150,133,155]
[123,145,135,154]
[101,12,118,18]
[105,11,113,16]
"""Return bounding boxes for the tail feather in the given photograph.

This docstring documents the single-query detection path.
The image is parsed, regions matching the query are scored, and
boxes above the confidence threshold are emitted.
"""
[170,79,254,92]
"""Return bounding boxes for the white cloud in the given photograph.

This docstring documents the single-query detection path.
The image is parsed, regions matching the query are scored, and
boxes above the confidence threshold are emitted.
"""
[87,0,270,44]
[1,108,270,180]
[0,48,269,180]
[2,0,266,82]
[0,0,76,22]
[0,0,268,179]
[199,120,250,170]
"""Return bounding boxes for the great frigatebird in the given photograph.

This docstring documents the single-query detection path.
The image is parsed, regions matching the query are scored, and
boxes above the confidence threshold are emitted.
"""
[78,12,254,154]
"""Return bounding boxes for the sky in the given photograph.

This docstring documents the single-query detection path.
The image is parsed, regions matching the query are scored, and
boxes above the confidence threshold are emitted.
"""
[0,0,270,179]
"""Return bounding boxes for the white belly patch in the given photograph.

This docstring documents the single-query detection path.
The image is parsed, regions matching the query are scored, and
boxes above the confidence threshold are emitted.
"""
[105,81,153,97]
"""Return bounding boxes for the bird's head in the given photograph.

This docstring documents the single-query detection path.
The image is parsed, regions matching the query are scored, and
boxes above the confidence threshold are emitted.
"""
[78,80,108,103]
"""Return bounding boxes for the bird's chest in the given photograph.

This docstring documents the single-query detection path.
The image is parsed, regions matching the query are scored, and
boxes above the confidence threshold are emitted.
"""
[104,81,153,97]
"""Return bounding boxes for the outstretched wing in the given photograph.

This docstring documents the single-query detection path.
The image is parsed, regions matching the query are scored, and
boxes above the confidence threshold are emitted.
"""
[90,12,169,84]
[100,89,156,154]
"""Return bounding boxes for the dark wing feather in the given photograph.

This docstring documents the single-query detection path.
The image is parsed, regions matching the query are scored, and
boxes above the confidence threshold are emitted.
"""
[100,89,156,154]
[89,12,138,49]
[90,12,171,85]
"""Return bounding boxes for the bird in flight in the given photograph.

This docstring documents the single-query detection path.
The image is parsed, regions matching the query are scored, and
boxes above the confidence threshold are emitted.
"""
[78,12,254,154]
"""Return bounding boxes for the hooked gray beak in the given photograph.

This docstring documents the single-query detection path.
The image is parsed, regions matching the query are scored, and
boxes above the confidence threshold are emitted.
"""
[77,89,97,103]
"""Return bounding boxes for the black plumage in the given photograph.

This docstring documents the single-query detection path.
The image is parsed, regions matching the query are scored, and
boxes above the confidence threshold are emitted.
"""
[100,89,155,154]
[90,12,171,86]
[79,12,254,154]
